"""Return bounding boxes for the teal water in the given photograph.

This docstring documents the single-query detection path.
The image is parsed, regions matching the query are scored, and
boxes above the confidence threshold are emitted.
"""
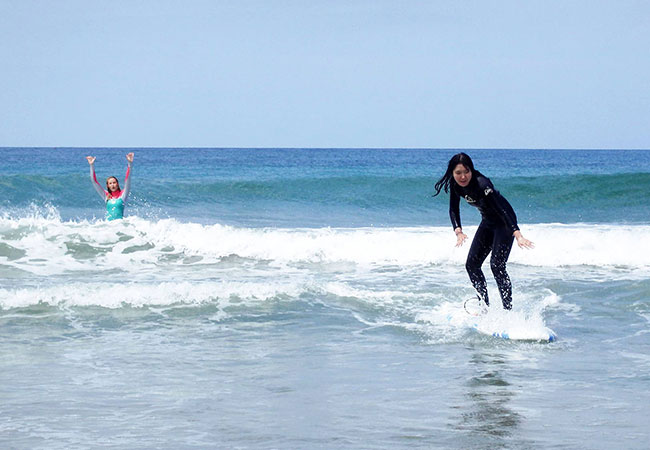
[1,148,649,449]
[2,148,649,225]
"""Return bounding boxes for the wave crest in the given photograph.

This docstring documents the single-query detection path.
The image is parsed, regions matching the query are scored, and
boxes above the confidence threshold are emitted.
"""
[1,214,648,273]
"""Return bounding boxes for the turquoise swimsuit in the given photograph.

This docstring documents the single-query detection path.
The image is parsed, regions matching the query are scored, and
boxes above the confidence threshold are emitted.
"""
[89,162,132,220]
[105,197,125,221]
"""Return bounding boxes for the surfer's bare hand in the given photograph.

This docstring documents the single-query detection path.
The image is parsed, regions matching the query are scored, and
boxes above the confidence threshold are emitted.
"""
[86,156,96,165]
[514,231,534,249]
[126,152,134,163]
[455,228,467,247]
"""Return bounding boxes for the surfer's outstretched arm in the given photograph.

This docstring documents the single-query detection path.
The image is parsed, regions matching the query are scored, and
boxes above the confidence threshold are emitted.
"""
[120,153,134,202]
[478,177,534,249]
[86,156,107,200]
[449,188,467,246]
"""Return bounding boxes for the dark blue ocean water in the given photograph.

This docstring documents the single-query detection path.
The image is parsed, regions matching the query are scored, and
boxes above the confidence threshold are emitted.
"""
[1,148,649,449]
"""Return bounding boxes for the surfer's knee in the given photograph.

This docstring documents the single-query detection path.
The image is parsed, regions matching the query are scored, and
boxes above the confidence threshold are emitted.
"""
[465,257,481,274]
[490,258,507,276]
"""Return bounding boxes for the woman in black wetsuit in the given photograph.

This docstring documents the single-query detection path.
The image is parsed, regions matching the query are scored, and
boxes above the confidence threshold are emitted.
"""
[434,153,534,310]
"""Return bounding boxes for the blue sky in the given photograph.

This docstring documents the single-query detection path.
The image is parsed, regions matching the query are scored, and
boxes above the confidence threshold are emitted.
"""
[1,0,648,149]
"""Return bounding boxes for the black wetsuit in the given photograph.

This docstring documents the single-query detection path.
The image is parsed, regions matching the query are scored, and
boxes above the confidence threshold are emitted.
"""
[450,175,519,310]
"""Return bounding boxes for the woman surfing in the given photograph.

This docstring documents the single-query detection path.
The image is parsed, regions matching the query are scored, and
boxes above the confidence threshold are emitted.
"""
[433,153,534,310]
[86,152,134,221]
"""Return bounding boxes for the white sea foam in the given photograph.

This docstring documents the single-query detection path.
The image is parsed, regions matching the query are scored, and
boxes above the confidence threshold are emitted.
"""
[416,290,560,342]
[0,280,310,309]
[1,215,649,275]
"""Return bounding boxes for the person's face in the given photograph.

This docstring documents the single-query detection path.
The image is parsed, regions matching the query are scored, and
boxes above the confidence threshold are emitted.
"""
[107,178,119,192]
[452,164,472,187]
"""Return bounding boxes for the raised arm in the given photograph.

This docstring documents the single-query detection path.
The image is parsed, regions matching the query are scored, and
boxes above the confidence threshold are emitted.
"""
[87,156,107,200]
[119,152,134,202]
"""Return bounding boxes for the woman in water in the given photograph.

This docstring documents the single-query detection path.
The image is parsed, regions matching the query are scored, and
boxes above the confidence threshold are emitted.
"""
[433,153,534,310]
[86,152,134,220]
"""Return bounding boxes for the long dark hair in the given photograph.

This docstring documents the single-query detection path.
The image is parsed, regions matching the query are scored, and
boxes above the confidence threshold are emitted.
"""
[433,152,482,196]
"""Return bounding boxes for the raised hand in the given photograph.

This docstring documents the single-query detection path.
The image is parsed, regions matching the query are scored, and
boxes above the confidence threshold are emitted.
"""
[126,152,134,163]
[86,156,96,165]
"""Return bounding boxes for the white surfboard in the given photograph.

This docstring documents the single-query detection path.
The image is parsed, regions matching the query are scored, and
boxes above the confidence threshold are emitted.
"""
[470,319,556,342]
